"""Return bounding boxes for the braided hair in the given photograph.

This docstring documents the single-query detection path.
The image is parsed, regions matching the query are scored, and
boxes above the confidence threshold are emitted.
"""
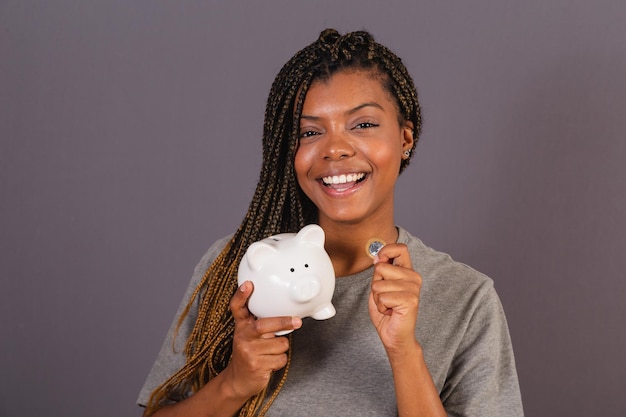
[143,28,422,416]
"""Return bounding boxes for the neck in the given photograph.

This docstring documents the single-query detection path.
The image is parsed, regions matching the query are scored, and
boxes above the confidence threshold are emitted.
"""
[320,218,399,277]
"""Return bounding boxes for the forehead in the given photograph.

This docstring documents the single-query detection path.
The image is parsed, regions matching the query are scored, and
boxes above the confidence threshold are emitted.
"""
[303,69,395,112]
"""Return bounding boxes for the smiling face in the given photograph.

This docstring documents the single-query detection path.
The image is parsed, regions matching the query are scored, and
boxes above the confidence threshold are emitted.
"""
[294,69,414,229]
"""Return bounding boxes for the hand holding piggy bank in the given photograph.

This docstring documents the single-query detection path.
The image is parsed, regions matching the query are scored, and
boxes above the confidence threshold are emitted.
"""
[237,224,336,334]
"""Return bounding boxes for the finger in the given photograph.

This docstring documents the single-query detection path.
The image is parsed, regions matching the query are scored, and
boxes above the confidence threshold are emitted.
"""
[254,316,302,337]
[229,339,289,393]
[239,336,291,358]
[372,291,419,315]
[264,352,289,373]
[371,279,420,314]
[374,243,413,269]
[373,262,422,286]
[230,280,254,321]
[371,274,421,295]
[254,347,290,374]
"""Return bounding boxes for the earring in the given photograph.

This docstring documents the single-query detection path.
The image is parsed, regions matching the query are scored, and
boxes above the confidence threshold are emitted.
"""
[403,150,411,158]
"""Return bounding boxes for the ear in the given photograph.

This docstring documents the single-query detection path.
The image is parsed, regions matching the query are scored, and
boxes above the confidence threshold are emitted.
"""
[401,120,415,154]
[245,242,277,271]
[297,224,325,247]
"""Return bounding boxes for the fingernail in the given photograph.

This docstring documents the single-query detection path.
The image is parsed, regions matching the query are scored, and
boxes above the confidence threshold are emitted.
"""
[292,317,302,329]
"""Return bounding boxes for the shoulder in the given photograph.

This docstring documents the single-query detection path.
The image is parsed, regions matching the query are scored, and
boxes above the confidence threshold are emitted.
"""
[169,233,235,347]
[397,228,523,414]
[136,233,235,407]
[397,226,503,342]
[398,226,494,296]
[188,234,234,287]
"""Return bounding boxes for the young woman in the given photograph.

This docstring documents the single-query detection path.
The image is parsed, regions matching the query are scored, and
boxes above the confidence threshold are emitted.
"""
[138,29,524,417]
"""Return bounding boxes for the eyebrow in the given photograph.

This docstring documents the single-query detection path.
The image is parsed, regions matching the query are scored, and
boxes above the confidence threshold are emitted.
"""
[300,102,385,121]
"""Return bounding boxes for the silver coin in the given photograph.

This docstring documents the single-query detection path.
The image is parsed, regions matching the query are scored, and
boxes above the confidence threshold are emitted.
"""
[367,240,385,258]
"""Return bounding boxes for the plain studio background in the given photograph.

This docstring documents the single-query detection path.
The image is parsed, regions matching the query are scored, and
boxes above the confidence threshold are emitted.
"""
[1,1,625,416]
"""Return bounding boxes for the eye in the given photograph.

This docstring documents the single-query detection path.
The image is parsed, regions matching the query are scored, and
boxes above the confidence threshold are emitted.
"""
[299,129,320,139]
[304,264,309,268]
[353,122,379,130]
[290,268,295,272]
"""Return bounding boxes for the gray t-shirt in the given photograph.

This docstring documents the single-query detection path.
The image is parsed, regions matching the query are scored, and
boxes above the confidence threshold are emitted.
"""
[138,227,524,416]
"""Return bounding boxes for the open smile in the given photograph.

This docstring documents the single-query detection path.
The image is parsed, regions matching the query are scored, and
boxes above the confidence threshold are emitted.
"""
[319,172,367,192]
[322,172,366,185]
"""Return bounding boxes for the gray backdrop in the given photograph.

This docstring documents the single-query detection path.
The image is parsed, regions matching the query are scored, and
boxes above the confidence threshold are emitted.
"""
[1,1,625,416]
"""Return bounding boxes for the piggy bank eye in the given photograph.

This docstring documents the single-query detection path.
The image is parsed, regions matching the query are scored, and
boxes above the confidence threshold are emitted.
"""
[304,264,309,268]
[290,268,295,272]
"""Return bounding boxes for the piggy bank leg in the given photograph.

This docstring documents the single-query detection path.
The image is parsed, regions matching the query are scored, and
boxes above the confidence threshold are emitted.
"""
[311,303,336,320]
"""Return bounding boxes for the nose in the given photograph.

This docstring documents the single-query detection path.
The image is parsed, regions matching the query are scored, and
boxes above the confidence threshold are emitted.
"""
[290,275,321,303]
[323,129,355,161]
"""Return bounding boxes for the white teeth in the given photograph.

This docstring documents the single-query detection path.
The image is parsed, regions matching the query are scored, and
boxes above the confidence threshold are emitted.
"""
[322,173,365,185]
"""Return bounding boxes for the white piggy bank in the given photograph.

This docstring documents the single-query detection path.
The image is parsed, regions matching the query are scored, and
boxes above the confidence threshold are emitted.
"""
[237,224,336,334]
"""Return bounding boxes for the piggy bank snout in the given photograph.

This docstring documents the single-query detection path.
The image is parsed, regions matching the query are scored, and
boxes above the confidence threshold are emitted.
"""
[290,275,321,303]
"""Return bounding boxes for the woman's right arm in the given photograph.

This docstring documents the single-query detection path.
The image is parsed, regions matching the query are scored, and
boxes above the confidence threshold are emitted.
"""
[148,281,302,417]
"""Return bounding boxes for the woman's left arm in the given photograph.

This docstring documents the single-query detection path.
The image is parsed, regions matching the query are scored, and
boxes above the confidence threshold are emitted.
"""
[368,243,447,417]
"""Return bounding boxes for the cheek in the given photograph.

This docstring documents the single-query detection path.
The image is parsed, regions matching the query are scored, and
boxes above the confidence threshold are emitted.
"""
[293,149,310,187]
[371,143,400,169]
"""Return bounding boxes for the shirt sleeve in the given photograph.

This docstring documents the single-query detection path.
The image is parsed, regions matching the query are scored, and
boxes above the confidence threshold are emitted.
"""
[440,285,524,417]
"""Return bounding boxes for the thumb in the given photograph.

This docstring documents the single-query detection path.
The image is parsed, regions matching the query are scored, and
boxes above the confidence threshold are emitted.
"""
[230,280,254,320]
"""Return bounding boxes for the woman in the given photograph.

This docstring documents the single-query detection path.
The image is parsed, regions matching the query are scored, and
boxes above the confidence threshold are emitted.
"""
[138,29,524,417]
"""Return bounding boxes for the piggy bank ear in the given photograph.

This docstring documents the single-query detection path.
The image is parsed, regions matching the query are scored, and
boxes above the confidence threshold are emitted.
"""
[297,224,325,247]
[245,242,277,272]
